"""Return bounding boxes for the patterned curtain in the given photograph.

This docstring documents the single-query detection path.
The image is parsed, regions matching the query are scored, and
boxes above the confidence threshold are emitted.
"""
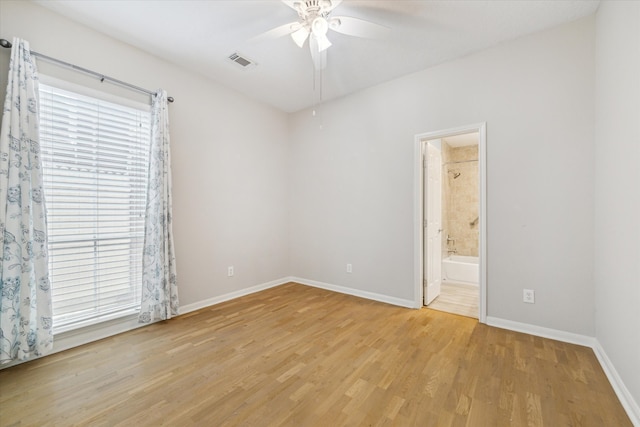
[138,90,178,323]
[0,38,52,363]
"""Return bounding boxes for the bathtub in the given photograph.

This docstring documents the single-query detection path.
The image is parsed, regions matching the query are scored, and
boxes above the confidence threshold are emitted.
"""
[442,255,479,285]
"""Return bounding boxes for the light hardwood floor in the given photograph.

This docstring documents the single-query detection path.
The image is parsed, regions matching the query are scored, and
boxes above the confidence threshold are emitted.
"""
[0,282,631,426]
[428,281,479,319]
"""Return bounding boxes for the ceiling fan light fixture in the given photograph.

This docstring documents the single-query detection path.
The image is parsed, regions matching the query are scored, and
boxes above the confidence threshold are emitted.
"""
[311,17,329,37]
[291,27,310,48]
[311,17,331,52]
[314,34,332,52]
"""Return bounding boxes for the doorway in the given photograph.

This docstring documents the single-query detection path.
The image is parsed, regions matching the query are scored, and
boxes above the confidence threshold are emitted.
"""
[414,123,486,322]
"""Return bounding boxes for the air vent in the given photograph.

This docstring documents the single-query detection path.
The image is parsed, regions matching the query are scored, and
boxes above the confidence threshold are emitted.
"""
[228,52,256,69]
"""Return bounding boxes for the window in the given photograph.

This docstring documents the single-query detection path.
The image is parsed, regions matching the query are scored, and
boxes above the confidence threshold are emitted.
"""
[39,82,151,332]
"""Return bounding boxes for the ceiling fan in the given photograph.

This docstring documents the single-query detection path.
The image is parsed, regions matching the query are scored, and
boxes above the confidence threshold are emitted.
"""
[252,0,389,70]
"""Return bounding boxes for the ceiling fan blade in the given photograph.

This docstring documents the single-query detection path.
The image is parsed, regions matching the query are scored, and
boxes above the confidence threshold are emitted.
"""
[249,21,302,43]
[309,38,327,70]
[328,16,390,39]
[291,26,310,48]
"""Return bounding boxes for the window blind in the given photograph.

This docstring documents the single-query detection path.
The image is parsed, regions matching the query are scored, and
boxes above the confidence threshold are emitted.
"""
[39,83,151,332]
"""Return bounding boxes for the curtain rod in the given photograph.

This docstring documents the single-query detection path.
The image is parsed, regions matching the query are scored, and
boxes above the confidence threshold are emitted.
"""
[0,38,174,103]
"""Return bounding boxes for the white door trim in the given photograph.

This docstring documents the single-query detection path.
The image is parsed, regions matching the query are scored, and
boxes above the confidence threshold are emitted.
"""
[413,123,487,323]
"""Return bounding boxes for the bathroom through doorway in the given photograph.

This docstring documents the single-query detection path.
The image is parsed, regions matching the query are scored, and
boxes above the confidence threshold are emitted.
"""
[414,123,486,322]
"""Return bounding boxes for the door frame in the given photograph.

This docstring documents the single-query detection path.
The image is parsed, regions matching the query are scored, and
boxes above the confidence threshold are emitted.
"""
[413,122,487,323]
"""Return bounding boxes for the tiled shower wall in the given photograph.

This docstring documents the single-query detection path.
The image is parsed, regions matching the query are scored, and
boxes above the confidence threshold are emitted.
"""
[442,144,479,257]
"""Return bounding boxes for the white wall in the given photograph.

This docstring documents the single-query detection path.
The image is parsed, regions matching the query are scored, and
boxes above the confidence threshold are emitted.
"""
[289,16,596,335]
[594,0,640,416]
[0,1,291,308]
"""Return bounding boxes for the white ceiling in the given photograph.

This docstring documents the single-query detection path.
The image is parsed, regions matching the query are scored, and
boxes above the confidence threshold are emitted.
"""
[34,0,600,113]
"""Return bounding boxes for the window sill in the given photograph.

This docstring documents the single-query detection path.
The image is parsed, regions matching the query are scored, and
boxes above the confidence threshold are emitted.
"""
[53,311,146,351]
[53,307,140,335]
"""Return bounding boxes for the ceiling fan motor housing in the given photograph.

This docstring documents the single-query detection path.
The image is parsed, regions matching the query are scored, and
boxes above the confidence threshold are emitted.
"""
[295,0,333,19]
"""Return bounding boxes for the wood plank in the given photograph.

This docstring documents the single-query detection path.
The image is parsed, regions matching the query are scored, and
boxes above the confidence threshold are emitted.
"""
[0,282,631,426]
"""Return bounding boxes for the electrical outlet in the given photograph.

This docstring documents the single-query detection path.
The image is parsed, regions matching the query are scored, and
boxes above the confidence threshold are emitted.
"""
[346,263,352,273]
[228,266,234,277]
[523,289,535,304]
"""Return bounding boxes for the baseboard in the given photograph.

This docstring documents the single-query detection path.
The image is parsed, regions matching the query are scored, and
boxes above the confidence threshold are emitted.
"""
[592,341,640,426]
[487,316,639,426]
[485,316,596,347]
[291,276,416,308]
[179,277,291,315]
